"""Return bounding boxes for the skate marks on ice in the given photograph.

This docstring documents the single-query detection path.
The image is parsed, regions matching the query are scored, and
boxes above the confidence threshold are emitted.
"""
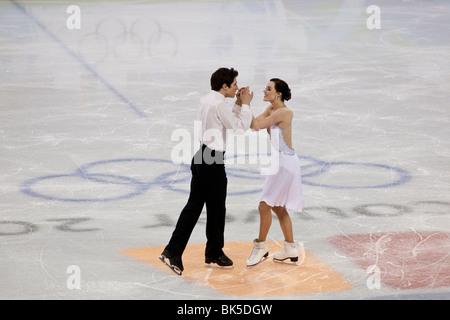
[122,241,351,297]
[329,230,450,291]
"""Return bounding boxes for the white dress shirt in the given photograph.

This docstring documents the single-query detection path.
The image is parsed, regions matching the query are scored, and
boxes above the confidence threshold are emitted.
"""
[198,90,252,152]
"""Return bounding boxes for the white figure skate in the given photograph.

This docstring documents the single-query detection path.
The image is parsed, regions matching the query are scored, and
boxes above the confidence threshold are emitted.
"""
[246,239,269,267]
[273,241,305,265]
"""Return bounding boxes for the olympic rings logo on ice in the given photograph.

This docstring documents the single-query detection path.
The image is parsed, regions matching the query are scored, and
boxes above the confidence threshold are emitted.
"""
[78,17,178,62]
[20,155,411,202]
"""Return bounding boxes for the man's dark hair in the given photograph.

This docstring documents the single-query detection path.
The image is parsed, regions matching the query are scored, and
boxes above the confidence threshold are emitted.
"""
[210,68,238,91]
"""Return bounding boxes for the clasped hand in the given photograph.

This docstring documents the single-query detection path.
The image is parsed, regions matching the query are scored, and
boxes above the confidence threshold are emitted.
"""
[236,86,254,106]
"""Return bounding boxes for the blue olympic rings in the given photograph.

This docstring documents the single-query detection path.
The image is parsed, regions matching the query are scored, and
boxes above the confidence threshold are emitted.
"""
[297,155,412,189]
[21,158,179,202]
[20,155,411,202]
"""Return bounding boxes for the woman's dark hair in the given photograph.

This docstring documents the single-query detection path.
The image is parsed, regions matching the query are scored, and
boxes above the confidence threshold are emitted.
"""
[270,78,291,102]
[210,68,239,91]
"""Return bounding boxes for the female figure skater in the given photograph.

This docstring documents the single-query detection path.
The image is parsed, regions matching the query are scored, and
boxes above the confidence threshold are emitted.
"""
[247,78,305,267]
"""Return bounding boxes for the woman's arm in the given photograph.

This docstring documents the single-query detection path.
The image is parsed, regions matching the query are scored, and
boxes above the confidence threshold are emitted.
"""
[251,107,286,131]
[250,105,271,131]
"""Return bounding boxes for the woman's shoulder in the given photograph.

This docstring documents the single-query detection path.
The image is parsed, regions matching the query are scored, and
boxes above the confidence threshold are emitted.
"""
[275,106,293,118]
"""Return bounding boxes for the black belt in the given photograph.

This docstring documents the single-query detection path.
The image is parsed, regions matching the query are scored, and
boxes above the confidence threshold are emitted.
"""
[201,144,225,156]
[193,144,225,164]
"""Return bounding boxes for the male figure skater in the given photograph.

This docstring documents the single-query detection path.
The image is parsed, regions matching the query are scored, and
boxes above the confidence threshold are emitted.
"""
[160,67,254,275]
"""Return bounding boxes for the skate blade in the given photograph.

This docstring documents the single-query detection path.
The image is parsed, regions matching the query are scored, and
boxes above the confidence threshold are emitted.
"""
[205,260,234,270]
[159,256,182,276]
[205,264,234,270]
[273,257,299,266]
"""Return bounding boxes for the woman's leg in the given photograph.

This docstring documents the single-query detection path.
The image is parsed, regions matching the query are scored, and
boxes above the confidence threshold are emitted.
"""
[272,206,294,243]
[272,206,299,262]
[247,201,271,266]
[258,201,272,242]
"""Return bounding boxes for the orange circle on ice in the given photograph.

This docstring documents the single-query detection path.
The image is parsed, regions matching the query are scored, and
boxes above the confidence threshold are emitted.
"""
[122,241,352,297]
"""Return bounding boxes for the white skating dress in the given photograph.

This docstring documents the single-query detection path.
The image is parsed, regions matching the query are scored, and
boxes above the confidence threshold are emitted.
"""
[259,124,305,212]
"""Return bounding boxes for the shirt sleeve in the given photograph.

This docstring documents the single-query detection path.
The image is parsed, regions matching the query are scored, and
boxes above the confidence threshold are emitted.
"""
[216,102,253,134]
[232,103,241,114]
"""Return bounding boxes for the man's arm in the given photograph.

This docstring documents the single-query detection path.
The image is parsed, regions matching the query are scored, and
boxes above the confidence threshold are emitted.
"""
[217,88,254,133]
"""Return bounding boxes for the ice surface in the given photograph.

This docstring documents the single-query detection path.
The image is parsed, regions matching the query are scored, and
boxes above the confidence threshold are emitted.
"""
[0,0,449,300]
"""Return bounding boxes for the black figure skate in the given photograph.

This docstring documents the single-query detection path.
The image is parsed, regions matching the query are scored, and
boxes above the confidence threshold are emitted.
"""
[159,249,184,276]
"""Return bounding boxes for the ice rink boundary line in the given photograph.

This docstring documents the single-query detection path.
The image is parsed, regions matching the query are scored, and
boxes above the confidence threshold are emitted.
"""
[9,0,148,119]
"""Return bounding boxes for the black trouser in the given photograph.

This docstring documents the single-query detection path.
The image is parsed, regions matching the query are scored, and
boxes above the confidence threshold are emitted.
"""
[165,145,227,259]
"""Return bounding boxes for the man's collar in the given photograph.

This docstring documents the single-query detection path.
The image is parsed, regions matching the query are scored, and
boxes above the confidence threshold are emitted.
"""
[211,90,226,100]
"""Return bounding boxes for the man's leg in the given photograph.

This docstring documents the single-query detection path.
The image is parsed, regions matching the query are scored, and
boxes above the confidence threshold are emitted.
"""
[203,163,228,259]
[165,161,205,257]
